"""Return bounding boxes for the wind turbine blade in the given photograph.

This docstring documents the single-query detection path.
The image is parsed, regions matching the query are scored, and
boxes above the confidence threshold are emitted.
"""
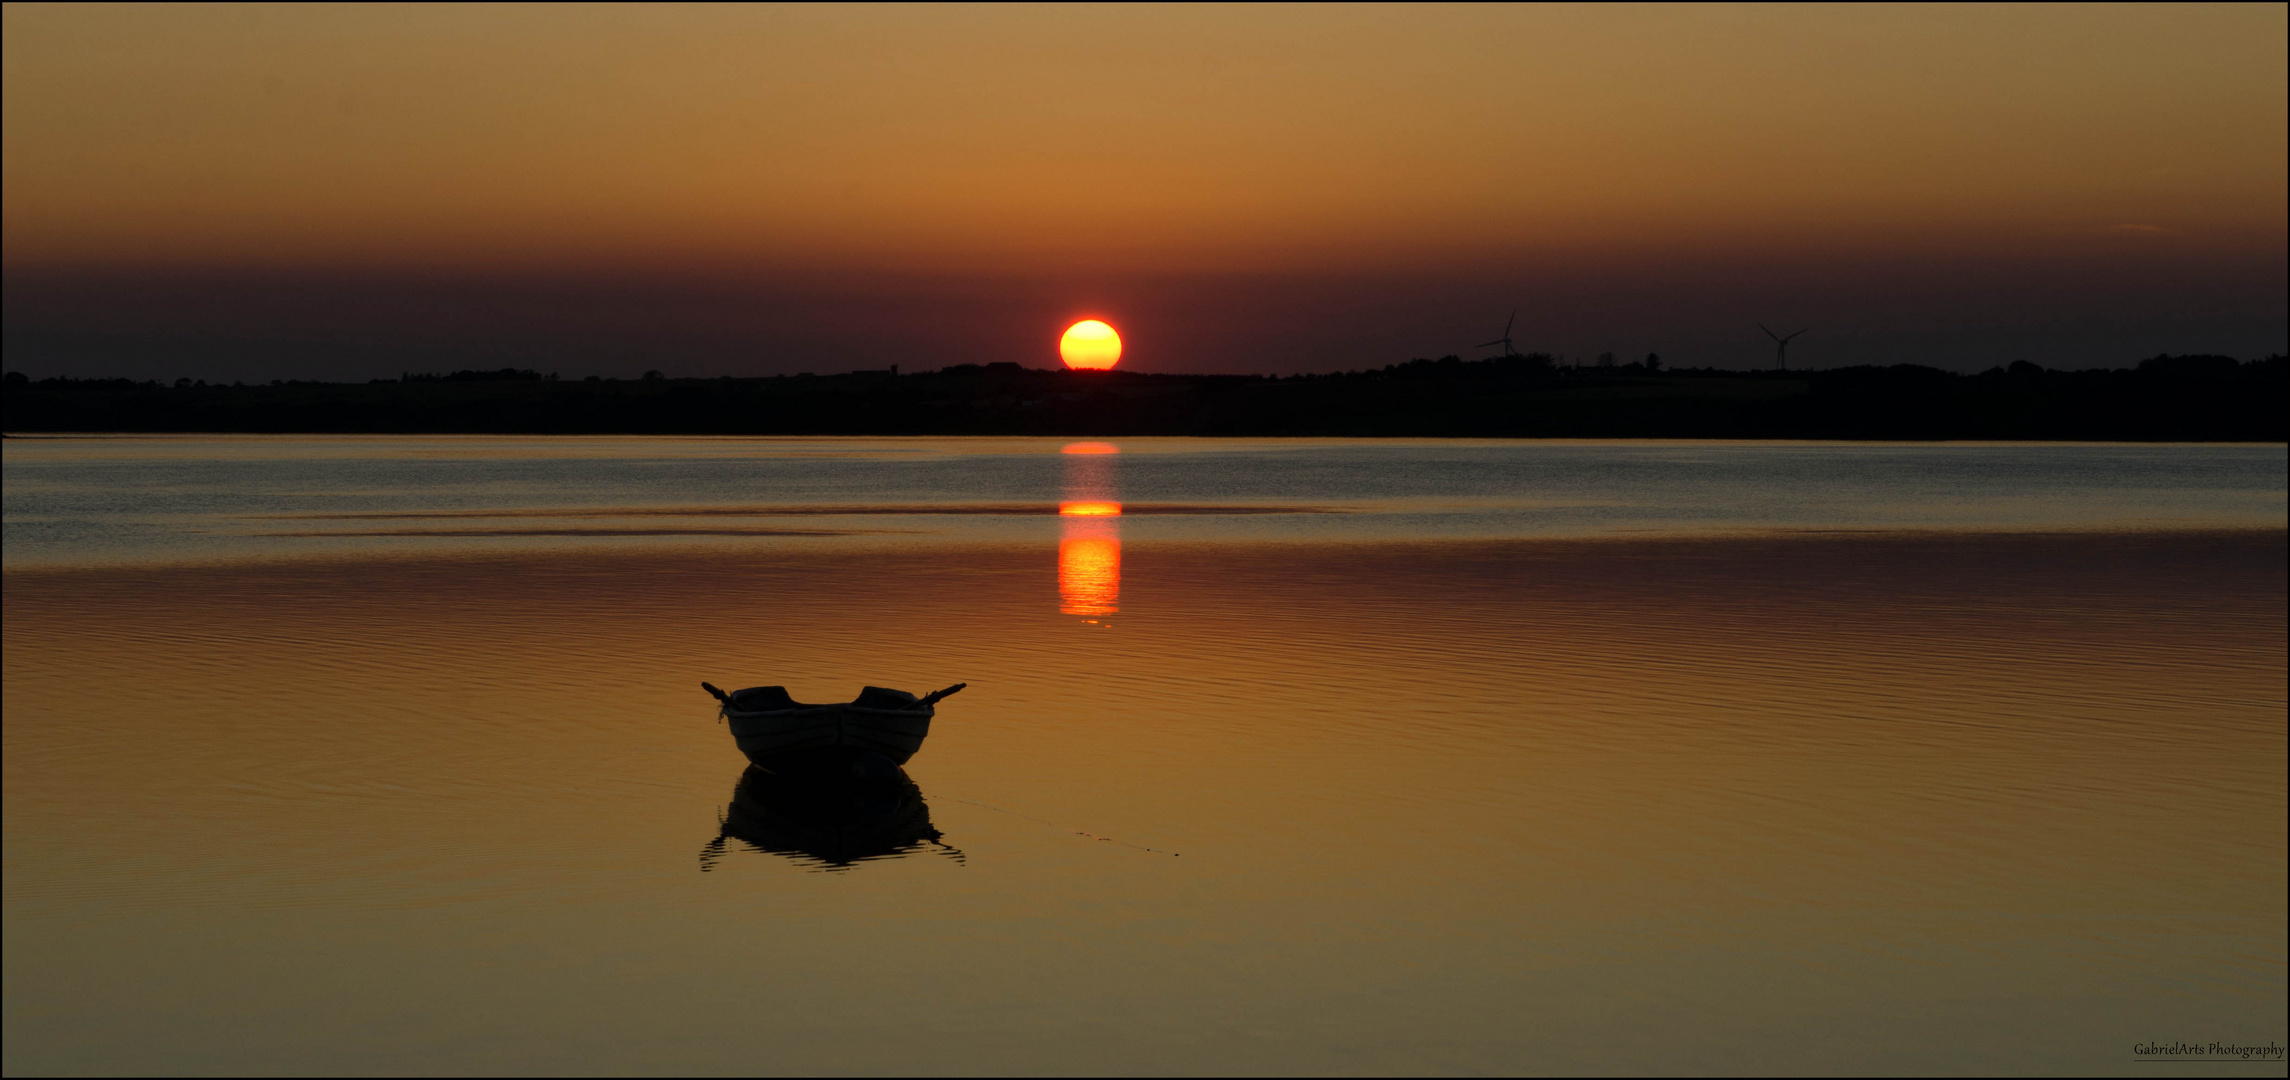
[1759,323,1780,341]
[1504,309,1517,337]
[1788,328,1808,340]
[1478,339,1506,348]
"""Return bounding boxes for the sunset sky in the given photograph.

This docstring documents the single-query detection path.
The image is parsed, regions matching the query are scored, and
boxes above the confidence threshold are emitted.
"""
[4,3,2284,380]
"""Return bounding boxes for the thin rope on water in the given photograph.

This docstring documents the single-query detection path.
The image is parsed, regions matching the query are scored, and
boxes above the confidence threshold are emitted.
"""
[946,797,1181,856]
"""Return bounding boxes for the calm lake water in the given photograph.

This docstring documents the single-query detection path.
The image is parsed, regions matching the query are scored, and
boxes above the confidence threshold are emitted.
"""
[4,437,2285,1075]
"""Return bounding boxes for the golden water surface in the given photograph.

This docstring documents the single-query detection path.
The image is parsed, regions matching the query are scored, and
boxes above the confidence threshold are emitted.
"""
[3,438,2284,1074]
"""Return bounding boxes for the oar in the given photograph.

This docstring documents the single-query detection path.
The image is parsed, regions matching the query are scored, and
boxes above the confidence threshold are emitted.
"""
[918,682,967,708]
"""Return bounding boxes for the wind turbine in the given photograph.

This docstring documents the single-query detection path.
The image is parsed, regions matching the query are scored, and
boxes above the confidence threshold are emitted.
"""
[1759,324,1807,370]
[1479,309,1521,357]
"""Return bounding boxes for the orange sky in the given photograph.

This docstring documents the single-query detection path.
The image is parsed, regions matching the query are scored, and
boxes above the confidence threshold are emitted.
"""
[3,3,2284,377]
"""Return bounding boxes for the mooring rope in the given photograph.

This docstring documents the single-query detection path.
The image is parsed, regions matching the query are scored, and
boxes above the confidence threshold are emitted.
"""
[945,797,1181,856]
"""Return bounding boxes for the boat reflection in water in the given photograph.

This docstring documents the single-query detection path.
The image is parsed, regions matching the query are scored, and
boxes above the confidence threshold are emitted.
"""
[701,765,958,872]
[1059,441,1121,623]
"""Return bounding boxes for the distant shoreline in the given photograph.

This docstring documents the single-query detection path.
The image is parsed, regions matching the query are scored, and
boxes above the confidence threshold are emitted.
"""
[5,355,2282,441]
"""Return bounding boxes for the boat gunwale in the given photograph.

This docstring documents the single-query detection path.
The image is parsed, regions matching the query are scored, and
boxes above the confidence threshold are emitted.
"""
[719,703,937,721]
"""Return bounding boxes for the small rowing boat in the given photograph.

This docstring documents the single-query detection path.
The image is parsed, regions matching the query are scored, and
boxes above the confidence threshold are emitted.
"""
[701,680,965,776]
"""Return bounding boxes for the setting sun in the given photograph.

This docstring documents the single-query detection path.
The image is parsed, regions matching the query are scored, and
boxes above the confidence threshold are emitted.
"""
[1059,320,1122,370]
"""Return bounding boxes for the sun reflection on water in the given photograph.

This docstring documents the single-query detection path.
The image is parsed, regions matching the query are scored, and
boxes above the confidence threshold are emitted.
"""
[1058,529,1120,620]
[1059,442,1121,622]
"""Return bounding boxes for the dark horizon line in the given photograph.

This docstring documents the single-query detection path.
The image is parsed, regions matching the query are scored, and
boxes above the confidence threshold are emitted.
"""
[10,350,2285,389]
[6,353,2281,442]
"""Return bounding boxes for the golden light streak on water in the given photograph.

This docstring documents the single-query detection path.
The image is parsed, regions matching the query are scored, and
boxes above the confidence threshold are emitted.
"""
[1059,443,1122,621]
[1058,530,1121,619]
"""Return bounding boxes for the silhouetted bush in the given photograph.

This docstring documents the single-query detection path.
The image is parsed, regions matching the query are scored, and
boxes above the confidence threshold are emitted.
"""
[400,368,549,382]
[2137,354,2241,379]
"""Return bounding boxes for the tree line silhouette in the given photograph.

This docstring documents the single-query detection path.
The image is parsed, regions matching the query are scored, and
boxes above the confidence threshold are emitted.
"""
[4,353,2281,440]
